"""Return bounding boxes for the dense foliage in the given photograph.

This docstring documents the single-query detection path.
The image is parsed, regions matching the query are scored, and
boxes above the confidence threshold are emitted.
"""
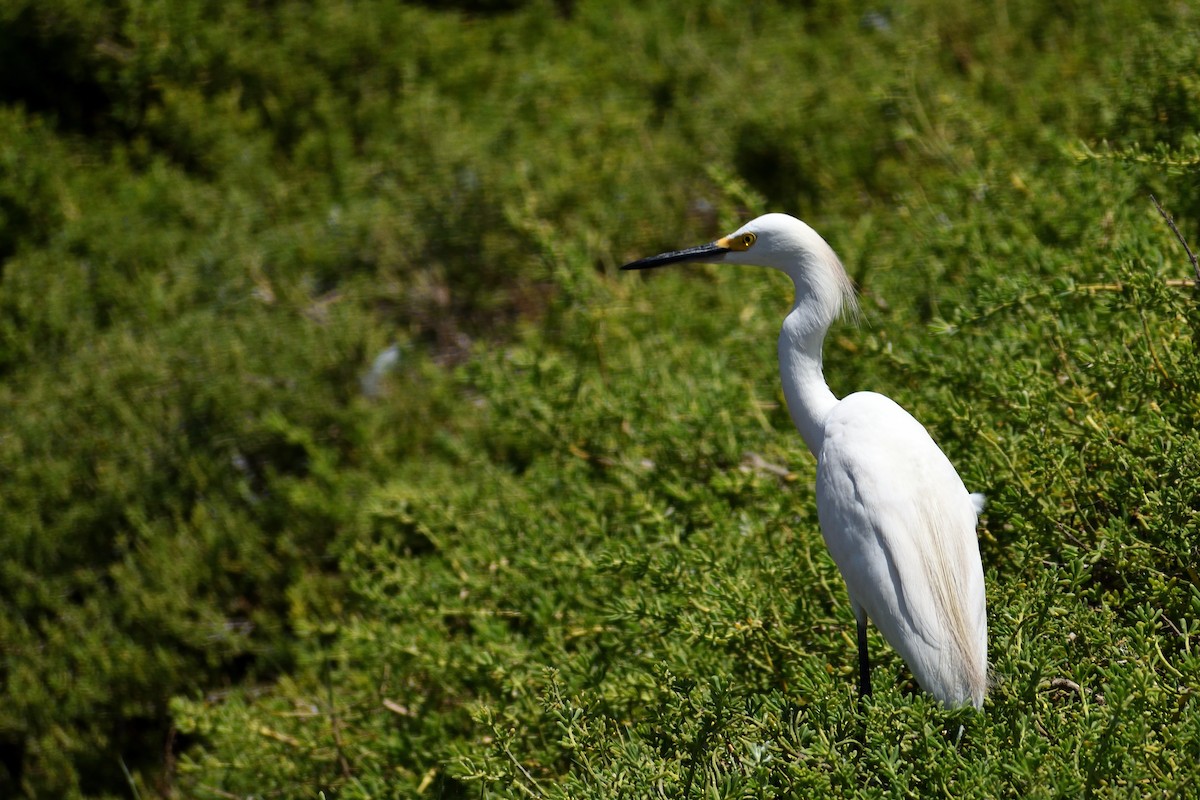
[1,0,1198,797]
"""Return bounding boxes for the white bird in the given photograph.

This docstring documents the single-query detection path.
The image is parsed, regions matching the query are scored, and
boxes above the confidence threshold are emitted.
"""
[622,213,987,708]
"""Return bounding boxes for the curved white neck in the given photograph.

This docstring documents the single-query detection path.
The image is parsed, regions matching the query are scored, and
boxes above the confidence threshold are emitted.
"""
[778,296,839,456]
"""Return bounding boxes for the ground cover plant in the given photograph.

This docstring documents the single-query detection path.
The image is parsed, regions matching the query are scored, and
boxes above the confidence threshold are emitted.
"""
[1,0,1198,797]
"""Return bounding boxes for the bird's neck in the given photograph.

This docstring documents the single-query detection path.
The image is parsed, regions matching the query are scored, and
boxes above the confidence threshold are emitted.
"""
[778,296,839,457]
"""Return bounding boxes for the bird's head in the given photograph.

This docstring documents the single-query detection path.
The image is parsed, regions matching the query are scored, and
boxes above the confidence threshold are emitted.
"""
[621,212,858,319]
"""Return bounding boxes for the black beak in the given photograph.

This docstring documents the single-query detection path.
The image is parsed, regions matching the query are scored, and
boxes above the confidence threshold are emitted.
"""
[620,241,728,271]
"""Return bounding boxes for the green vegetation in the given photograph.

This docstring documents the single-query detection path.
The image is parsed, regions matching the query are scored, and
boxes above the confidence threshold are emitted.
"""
[2,0,1198,797]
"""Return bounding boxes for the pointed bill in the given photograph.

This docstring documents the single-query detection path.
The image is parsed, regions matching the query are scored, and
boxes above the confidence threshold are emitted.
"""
[620,241,728,271]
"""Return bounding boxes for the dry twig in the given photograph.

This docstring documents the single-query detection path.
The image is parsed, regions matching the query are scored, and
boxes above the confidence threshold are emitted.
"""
[1151,194,1200,283]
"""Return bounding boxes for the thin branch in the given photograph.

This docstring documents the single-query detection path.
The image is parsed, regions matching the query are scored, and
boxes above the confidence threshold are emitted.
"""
[1046,677,1084,697]
[510,750,544,797]
[740,451,793,480]
[1139,306,1173,386]
[1075,278,1196,293]
[1151,194,1200,283]
[257,725,302,748]
[323,651,354,780]
[119,756,142,800]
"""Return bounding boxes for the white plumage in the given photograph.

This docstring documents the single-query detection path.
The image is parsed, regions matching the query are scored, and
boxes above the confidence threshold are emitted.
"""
[623,213,987,708]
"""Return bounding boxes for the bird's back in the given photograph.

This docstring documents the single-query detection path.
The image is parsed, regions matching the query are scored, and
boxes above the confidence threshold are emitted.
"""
[814,391,987,707]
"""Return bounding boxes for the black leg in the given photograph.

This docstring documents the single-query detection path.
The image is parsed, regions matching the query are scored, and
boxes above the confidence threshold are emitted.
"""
[856,614,872,700]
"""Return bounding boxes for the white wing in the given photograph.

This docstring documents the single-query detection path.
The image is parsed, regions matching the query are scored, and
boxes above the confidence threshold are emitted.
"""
[815,391,987,707]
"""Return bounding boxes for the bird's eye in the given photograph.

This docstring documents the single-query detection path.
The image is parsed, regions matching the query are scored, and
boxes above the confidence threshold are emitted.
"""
[727,232,756,251]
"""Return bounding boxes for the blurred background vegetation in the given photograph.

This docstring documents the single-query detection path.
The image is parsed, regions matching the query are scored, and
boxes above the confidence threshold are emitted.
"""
[1,0,1198,797]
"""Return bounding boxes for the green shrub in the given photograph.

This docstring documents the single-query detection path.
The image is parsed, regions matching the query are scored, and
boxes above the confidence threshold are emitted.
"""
[2,0,1199,797]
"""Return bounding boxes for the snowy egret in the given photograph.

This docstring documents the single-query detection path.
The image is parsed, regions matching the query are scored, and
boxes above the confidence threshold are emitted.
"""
[622,213,987,708]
